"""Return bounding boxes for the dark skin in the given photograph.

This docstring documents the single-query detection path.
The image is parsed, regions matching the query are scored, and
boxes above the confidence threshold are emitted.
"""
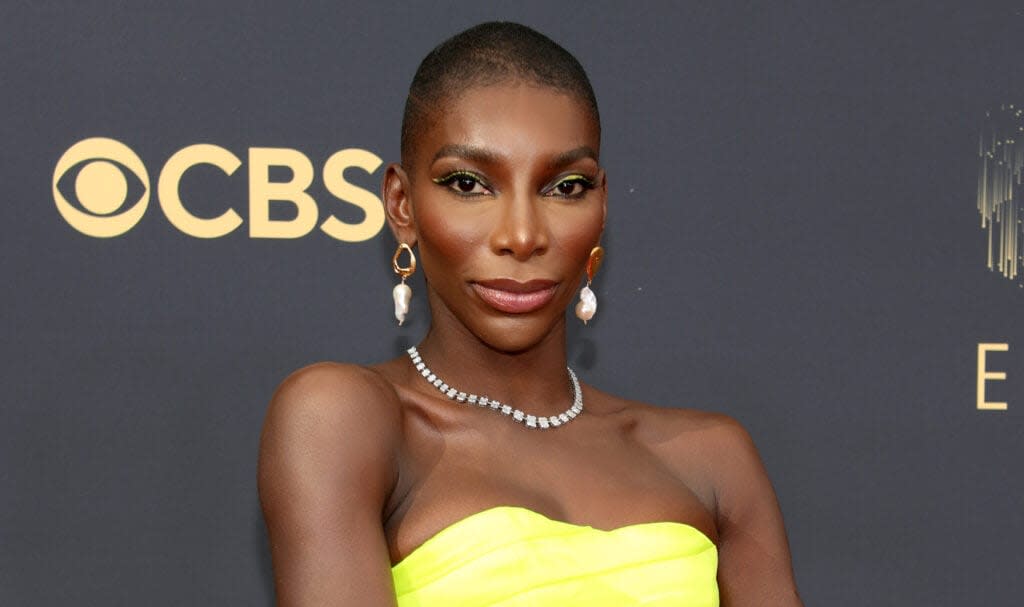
[259,82,802,606]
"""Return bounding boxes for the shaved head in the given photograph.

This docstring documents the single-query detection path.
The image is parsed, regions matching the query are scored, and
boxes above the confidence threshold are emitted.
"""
[401,22,600,166]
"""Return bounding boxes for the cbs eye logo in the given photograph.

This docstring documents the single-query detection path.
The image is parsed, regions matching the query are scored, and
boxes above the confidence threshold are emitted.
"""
[52,137,385,241]
[53,138,150,238]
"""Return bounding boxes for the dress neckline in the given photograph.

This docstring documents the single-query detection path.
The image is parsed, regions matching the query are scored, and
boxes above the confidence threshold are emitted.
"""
[393,504,716,568]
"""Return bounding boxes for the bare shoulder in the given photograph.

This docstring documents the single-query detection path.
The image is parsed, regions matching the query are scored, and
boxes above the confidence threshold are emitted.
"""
[606,392,755,461]
[266,361,402,424]
[618,398,800,604]
[258,361,404,517]
[258,362,404,604]
[644,405,761,469]
[601,393,770,510]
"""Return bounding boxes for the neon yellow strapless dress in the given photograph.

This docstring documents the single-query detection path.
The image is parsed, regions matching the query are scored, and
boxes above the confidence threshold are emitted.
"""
[391,506,718,606]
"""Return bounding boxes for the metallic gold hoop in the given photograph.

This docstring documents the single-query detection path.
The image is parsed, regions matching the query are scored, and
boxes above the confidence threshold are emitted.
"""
[392,243,416,279]
[585,246,604,284]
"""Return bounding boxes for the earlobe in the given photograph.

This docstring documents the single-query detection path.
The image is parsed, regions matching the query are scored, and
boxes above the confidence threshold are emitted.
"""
[382,163,417,245]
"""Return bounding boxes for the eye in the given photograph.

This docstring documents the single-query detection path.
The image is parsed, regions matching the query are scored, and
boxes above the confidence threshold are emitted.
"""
[545,174,596,199]
[433,171,491,196]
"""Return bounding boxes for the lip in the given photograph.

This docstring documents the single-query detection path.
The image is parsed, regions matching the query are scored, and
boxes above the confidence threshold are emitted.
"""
[471,279,559,314]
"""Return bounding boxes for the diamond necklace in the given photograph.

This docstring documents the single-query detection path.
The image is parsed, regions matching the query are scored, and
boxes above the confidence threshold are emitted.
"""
[406,346,583,429]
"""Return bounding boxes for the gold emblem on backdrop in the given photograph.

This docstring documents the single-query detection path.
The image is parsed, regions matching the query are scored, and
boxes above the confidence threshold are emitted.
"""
[52,137,387,241]
[977,105,1024,286]
[52,138,151,237]
[977,343,1010,411]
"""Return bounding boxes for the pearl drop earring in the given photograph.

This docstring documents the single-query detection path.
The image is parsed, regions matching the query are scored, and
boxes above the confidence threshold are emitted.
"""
[392,243,416,325]
[575,246,604,324]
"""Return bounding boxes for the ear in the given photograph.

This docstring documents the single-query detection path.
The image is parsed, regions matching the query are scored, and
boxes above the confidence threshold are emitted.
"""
[597,169,608,238]
[382,163,417,246]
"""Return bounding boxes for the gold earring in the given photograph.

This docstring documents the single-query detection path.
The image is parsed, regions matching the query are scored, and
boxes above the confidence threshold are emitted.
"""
[392,243,416,326]
[575,246,604,324]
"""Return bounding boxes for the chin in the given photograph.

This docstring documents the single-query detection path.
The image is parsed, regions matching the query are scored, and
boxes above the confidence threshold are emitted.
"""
[472,314,564,354]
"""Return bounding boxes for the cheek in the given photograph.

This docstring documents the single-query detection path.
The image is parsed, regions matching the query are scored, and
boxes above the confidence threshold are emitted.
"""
[414,199,486,275]
[550,205,604,263]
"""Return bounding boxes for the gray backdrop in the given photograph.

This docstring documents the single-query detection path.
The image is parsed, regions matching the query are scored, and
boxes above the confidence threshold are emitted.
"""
[3,2,1022,605]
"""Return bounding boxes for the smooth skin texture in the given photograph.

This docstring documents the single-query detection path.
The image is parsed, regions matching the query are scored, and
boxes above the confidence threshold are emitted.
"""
[259,83,802,606]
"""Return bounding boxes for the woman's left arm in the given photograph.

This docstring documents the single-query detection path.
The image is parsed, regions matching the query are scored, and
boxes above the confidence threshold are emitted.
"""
[710,417,803,606]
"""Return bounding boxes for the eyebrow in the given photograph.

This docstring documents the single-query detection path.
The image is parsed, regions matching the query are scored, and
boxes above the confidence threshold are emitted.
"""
[430,144,599,167]
[549,146,599,168]
[431,144,501,165]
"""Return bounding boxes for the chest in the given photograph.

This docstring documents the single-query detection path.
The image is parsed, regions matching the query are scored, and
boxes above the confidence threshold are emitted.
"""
[384,412,718,563]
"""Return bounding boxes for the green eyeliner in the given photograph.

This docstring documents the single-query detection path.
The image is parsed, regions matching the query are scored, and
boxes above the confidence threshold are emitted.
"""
[432,170,481,184]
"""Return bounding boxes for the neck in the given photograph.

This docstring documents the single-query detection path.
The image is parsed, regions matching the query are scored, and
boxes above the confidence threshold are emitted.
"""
[411,304,576,418]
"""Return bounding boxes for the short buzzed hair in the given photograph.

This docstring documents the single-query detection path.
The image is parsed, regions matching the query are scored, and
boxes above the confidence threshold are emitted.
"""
[401,22,600,165]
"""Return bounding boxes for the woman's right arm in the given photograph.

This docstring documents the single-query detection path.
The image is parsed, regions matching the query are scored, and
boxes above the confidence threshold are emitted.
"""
[258,363,402,606]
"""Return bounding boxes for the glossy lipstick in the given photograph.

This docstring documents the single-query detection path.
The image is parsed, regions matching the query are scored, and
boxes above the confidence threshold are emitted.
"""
[471,279,558,314]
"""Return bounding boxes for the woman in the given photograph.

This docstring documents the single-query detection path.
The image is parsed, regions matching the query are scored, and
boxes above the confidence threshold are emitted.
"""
[259,22,801,606]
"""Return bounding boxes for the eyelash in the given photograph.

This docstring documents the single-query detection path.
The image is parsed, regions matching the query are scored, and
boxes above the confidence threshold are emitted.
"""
[432,171,597,199]
[548,174,596,199]
[433,171,490,196]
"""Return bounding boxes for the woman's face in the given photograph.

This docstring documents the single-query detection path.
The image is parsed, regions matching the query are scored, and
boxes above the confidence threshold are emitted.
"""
[387,82,606,353]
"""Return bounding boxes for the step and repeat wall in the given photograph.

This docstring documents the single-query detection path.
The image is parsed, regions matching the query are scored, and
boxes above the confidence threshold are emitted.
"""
[4,3,1021,605]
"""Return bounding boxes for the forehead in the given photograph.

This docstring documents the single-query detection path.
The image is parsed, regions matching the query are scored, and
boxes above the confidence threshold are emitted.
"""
[410,83,600,166]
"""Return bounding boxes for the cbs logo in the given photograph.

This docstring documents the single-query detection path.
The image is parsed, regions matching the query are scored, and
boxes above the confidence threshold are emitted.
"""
[53,137,385,241]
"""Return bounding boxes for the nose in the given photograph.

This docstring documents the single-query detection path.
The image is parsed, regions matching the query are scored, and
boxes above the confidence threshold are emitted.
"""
[489,190,550,260]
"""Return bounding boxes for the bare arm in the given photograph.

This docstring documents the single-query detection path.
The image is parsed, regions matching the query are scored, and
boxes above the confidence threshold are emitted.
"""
[710,418,802,606]
[258,363,402,606]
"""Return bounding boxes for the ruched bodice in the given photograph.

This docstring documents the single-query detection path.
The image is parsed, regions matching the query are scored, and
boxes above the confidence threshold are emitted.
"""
[391,505,718,606]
